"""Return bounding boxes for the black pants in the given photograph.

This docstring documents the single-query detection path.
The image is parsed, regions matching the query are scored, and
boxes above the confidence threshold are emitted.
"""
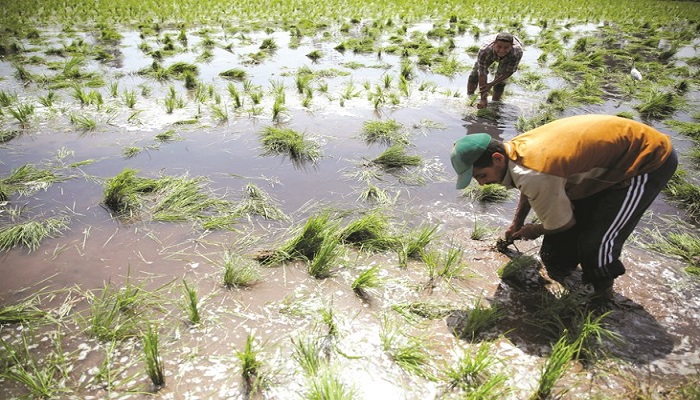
[540,149,678,290]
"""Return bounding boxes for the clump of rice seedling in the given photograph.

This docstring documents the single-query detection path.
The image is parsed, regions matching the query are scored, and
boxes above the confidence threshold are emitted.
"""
[0,215,70,253]
[497,254,538,281]
[220,68,247,80]
[222,250,261,288]
[258,126,322,167]
[182,280,201,325]
[351,265,382,298]
[305,367,356,399]
[0,90,18,106]
[291,335,324,376]
[422,243,469,286]
[236,333,267,396]
[306,50,323,61]
[260,212,336,266]
[259,37,278,51]
[102,168,152,217]
[475,107,499,122]
[395,224,439,266]
[122,89,137,108]
[380,328,433,379]
[143,325,165,388]
[663,170,700,221]
[450,298,503,341]
[0,332,71,398]
[370,144,422,170]
[441,341,508,396]
[471,219,493,240]
[155,129,178,142]
[308,236,342,279]
[357,183,394,204]
[634,89,682,119]
[337,211,394,251]
[531,332,577,400]
[0,297,46,324]
[361,119,408,146]
[644,228,700,271]
[234,183,287,220]
[70,113,97,131]
[0,164,65,198]
[392,301,452,322]
[666,120,700,140]
[463,183,511,202]
[271,96,288,123]
[9,102,35,127]
[84,279,154,341]
[0,131,19,144]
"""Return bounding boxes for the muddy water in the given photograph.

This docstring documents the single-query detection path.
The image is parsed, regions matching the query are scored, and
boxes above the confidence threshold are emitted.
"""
[1,24,700,399]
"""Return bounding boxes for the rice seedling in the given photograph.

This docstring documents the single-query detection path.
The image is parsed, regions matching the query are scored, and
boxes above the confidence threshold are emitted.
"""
[357,183,393,204]
[0,90,18,106]
[471,219,493,240]
[222,250,261,288]
[351,265,382,298]
[305,367,356,400]
[370,144,422,170]
[306,49,323,61]
[271,96,288,122]
[143,324,165,388]
[0,164,65,197]
[259,37,278,51]
[258,126,322,166]
[220,68,247,80]
[108,81,119,97]
[234,183,287,220]
[667,120,700,140]
[236,333,266,396]
[0,332,70,398]
[122,89,137,108]
[463,183,511,202]
[441,341,508,396]
[337,211,394,252]
[8,102,34,127]
[634,89,682,119]
[395,224,439,265]
[664,170,700,221]
[644,229,700,271]
[291,335,324,376]
[392,301,453,322]
[211,104,228,123]
[361,119,407,146]
[13,64,34,83]
[0,130,18,144]
[182,279,201,325]
[70,113,97,131]
[226,83,243,108]
[0,297,46,324]
[451,298,503,341]
[497,254,538,281]
[83,279,152,342]
[296,72,313,94]
[249,90,263,105]
[0,215,70,253]
[383,332,433,379]
[308,236,342,279]
[425,243,469,283]
[154,129,178,142]
[530,332,578,400]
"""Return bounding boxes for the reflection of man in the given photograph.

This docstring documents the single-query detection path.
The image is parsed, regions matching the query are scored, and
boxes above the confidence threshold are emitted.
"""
[450,115,678,303]
[467,32,523,109]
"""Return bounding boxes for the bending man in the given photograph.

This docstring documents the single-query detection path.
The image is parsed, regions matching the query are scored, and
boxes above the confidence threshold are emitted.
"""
[467,32,523,109]
[450,114,678,301]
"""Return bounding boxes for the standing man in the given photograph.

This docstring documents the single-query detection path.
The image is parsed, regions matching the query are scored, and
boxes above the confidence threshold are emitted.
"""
[467,32,523,109]
[450,115,678,301]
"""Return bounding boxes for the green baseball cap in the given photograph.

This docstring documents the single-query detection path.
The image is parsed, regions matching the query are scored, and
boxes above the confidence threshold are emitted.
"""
[450,133,491,189]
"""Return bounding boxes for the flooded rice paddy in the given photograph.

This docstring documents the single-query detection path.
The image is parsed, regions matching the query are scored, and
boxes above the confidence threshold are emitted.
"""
[1,16,700,399]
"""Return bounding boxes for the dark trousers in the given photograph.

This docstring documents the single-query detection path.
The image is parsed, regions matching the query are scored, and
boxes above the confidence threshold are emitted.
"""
[540,149,678,290]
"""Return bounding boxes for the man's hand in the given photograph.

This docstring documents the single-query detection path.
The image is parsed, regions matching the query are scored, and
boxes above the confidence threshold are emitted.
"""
[511,223,544,240]
[477,98,488,109]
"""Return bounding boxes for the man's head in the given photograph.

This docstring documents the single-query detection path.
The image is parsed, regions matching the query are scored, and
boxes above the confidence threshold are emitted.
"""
[450,134,507,189]
[493,32,514,58]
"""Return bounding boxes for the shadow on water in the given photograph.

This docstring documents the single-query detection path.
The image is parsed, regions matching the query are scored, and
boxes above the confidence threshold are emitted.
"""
[446,248,674,366]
